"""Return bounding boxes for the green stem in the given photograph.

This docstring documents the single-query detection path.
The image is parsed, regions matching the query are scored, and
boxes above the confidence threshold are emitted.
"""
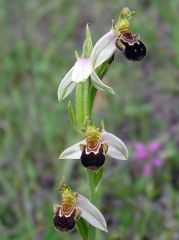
[83,80,90,119]
[86,170,96,240]
[86,171,96,203]
[75,60,111,240]
[76,79,97,240]
[76,83,84,126]
[76,80,90,127]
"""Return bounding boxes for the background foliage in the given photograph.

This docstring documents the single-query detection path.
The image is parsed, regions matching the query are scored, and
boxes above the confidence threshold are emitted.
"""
[1,0,179,239]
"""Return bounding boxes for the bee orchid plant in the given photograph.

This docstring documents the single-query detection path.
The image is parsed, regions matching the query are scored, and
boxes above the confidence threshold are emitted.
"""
[55,7,146,240]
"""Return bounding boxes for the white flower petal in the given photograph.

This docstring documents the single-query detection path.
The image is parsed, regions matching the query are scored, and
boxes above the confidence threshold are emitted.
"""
[72,58,92,83]
[59,139,86,159]
[77,194,108,233]
[102,130,128,160]
[57,67,76,101]
[91,71,115,94]
[91,29,116,69]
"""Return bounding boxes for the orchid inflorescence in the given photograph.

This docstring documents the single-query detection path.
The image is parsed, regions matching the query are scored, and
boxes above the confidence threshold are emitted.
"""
[54,7,146,238]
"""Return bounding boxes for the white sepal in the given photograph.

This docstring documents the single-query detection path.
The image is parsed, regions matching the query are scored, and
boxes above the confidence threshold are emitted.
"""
[59,139,86,159]
[58,67,76,101]
[102,130,128,160]
[77,194,108,233]
[91,71,115,95]
[91,29,116,69]
[72,58,92,83]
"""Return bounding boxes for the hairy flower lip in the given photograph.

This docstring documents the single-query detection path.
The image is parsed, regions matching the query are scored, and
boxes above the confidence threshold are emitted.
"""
[58,56,114,102]
[59,129,128,162]
[81,142,106,170]
[53,200,80,232]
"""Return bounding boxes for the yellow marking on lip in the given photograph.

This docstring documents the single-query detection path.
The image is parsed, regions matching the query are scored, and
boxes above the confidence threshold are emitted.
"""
[87,140,99,148]
[62,203,74,212]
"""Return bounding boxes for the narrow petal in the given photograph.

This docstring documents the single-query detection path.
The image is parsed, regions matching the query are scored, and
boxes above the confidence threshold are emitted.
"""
[72,58,92,83]
[102,130,128,160]
[58,67,76,101]
[59,140,86,159]
[77,194,108,233]
[91,29,116,68]
[91,71,115,94]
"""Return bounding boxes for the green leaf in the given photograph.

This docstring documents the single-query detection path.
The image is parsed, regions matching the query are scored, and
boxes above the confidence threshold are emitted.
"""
[77,218,88,240]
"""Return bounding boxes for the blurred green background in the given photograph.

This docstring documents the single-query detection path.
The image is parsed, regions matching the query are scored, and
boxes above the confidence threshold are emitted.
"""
[1,0,179,239]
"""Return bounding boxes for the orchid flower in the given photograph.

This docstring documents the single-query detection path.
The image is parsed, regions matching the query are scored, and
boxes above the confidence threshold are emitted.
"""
[53,181,107,232]
[91,7,146,68]
[59,123,128,170]
[58,56,114,102]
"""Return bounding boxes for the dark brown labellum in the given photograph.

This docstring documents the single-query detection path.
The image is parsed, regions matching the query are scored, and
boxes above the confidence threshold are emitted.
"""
[53,207,76,232]
[116,33,146,61]
[122,39,146,61]
[81,143,105,170]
